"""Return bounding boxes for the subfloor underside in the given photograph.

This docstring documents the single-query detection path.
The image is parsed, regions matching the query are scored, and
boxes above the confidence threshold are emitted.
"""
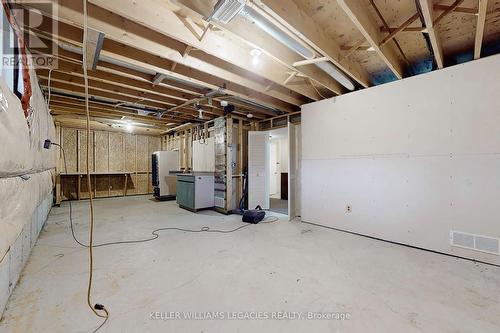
[1,196,499,332]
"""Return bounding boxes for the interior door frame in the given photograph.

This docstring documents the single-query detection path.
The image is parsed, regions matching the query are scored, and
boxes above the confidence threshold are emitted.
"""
[288,122,299,220]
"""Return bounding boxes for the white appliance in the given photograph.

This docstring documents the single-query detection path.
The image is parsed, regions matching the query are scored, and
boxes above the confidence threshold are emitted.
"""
[152,151,179,200]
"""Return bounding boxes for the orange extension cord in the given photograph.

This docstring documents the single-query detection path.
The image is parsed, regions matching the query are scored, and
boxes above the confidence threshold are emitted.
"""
[82,0,109,331]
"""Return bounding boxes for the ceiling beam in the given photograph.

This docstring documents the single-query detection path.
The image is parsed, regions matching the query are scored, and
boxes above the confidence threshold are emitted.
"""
[336,0,404,79]
[52,115,168,135]
[50,102,178,125]
[24,1,303,112]
[81,0,321,101]
[84,27,104,70]
[418,0,444,69]
[36,53,272,118]
[173,0,343,95]
[254,0,371,88]
[474,0,488,60]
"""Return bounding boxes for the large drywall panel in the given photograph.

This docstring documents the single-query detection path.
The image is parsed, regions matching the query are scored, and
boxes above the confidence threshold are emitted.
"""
[301,54,500,265]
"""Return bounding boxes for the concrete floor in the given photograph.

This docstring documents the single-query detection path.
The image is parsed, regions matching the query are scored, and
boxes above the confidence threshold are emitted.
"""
[1,196,500,333]
[269,198,288,215]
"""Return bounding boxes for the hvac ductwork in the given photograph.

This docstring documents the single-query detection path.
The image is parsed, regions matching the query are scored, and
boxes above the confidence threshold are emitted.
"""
[210,1,355,91]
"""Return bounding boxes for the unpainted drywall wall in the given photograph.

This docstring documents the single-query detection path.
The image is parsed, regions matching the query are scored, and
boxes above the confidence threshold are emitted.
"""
[301,54,500,265]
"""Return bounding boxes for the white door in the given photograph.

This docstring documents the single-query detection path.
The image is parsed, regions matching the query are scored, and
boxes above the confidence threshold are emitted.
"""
[248,131,270,209]
[288,122,300,220]
[269,141,279,196]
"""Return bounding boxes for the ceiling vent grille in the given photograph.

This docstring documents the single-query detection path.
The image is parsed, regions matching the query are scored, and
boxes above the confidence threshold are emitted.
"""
[450,231,500,256]
[208,0,246,24]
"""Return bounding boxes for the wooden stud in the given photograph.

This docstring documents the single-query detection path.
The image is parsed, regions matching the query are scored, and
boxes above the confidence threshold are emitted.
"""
[474,0,489,60]
[419,0,445,69]
[379,13,420,47]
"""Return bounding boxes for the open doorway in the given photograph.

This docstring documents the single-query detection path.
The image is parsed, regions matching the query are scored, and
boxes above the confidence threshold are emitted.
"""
[248,122,300,220]
[268,127,288,215]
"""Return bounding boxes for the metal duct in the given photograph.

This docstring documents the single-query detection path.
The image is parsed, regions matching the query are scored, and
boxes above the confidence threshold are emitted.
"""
[239,6,355,91]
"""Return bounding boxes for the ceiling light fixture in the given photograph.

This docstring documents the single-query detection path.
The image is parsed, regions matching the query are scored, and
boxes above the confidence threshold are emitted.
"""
[250,48,262,65]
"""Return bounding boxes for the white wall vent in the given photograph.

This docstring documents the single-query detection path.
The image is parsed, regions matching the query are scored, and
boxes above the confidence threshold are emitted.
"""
[214,196,225,208]
[450,231,500,255]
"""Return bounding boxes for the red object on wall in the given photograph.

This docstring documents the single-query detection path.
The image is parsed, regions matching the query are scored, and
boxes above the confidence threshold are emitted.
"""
[2,1,33,120]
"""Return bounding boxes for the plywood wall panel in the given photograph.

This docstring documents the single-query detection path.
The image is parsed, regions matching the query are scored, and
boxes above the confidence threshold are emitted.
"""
[148,173,153,194]
[94,131,109,172]
[59,127,160,200]
[136,135,148,172]
[61,177,77,200]
[136,173,148,194]
[95,175,109,198]
[79,175,94,199]
[78,130,94,173]
[109,175,124,196]
[109,132,124,172]
[126,174,137,195]
[124,134,136,172]
[148,136,161,172]
[62,128,78,173]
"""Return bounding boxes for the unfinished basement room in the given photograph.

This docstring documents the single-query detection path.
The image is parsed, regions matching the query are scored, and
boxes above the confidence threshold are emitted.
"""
[1,0,500,332]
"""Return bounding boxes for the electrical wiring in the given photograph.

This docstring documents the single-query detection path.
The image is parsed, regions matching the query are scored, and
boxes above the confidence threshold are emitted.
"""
[58,143,279,249]
[81,0,109,331]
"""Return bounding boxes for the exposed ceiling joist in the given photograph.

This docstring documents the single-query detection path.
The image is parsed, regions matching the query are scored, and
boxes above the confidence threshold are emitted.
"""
[418,0,445,69]
[84,27,104,70]
[474,0,489,60]
[173,0,343,95]
[336,0,404,79]
[254,0,371,88]
[379,13,420,47]
[83,0,321,100]
[25,0,304,112]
